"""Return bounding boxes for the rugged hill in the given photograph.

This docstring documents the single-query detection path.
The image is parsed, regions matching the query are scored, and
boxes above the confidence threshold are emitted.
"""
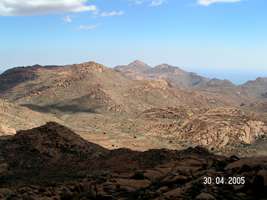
[1,61,267,199]
[115,60,152,79]
[138,106,267,151]
[0,61,230,115]
[0,62,126,113]
[1,61,267,153]
[199,78,235,88]
[114,61,243,107]
[115,61,267,105]
[0,123,266,199]
[115,61,210,88]
[0,62,224,151]
[241,77,267,99]
[146,64,210,88]
[0,122,108,178]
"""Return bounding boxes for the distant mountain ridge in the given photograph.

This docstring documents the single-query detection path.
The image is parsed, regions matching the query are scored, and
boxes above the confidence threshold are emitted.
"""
[0,61,231,114]
[115,60,211,88]
[115,60,151,73]
[2,60,266,89]
[115,60,267,100]
[1,60,267,105]
[114,60,255,89]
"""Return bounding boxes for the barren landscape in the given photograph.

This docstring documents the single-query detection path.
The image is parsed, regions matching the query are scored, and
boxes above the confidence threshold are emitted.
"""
[1,61,267,154]
[0,61,267,199]
[0,122,267,199]
[1,0,267,198]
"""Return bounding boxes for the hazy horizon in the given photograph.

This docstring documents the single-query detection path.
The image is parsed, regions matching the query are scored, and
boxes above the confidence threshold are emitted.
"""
[1,59,267,85]
[1,0,267,84]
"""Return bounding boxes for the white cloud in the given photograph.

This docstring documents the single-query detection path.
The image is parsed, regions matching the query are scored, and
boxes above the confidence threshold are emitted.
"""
[100,11,124,17]
[197,0,241,6]
[0,0,97,16]
[78,24,98,30]
[63,15,72,23]
[130,0,166,6]
[150,0,166,7]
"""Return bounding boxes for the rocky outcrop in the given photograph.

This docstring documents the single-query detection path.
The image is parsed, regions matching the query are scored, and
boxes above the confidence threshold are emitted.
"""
[140,107,267,149]
[0,122,108,174]
[147,79,170,90]
[0,123,266,199]
[179,108,267,147]
[73,61,106,73]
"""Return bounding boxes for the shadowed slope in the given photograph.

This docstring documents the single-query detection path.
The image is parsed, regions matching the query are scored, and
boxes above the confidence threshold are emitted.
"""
[0,123,266,199]
[0,99,61,136]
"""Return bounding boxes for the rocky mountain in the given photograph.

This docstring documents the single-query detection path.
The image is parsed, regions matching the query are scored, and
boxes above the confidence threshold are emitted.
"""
[241,77,267,99]
[114,61,254,105]
[1,61,267,199]
[116,61,267,108]
[199,77,267,106]
[0,61,267,154]
[0,61,220,114]
[0,122,266,199]
[115,60,151,75]
[200,78,236,88]
[146,64,211,88]
[3,61,266,108]
[115,61,210,88]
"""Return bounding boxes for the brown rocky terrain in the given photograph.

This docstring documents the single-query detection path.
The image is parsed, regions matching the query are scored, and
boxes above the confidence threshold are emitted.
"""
[115,61,267,105]
[240,78,267,99]
[115,61,210,88]
[0,99,61,136]
[0,61,267,156]
[138,107,267,148]
[115,60,152,80]
[0,122,267,200]
[0,61,228,114]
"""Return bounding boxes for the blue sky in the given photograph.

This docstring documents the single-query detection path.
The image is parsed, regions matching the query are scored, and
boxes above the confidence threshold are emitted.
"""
[0,0,267,83]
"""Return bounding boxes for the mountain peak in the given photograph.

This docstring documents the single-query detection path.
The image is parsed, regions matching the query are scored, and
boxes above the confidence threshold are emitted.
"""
[115,60,151,73]
[128,60,150,67]
[127,60,151,71]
